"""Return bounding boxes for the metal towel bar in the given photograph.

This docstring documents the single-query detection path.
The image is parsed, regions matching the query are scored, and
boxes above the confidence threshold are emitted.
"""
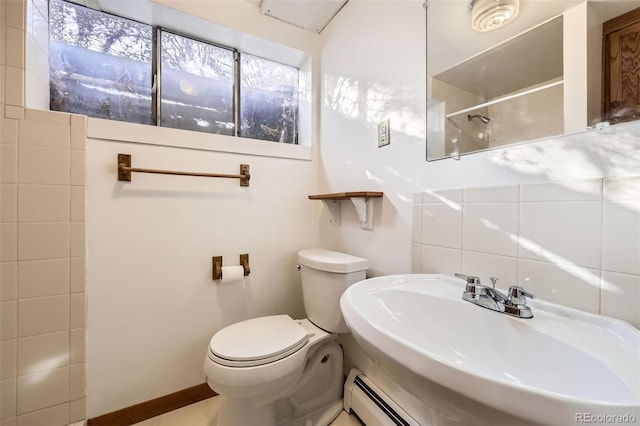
[117,154,250,186]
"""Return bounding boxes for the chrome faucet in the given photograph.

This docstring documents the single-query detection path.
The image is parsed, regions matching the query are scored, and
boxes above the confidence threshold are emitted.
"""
[454,273,535,318]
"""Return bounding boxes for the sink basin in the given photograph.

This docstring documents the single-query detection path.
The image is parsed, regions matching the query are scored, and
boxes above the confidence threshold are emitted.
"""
[340,274,640,425]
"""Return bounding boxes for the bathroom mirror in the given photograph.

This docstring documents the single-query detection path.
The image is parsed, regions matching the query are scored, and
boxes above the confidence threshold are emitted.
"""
[426,0,640,161]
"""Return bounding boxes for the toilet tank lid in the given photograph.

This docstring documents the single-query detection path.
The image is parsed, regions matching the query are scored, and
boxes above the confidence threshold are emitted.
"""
[298,248,369,273]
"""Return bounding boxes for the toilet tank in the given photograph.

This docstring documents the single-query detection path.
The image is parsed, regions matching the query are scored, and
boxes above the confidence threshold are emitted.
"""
[298,249,369,333]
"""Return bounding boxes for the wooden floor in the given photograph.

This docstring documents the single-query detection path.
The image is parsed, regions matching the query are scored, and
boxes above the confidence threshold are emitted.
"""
[131,396,362,426]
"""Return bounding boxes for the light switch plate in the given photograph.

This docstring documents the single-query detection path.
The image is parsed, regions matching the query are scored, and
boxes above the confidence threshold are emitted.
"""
[377,119,390,147]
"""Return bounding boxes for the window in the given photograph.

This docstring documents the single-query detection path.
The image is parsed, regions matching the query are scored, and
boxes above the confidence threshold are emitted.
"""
[241,54,298,144]
[49,0,153,124]
[160,32,235,135]
[49,0,299,144]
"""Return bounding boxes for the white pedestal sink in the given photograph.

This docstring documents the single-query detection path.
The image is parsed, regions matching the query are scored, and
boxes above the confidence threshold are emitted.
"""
[340,274,640,426]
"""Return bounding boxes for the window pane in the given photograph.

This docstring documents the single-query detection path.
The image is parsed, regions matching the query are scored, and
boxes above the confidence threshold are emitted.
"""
[241,55,298,144]
[49,0,153,124]
[160,32,235,135]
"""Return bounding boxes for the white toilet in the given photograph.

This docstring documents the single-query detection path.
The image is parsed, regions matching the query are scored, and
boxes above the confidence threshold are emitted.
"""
[204,248,369,426]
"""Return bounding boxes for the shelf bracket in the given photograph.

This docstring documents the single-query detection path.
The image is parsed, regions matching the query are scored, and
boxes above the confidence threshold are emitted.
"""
[321,200,341,227]
[309,192,383,231]
[350,197,374,230]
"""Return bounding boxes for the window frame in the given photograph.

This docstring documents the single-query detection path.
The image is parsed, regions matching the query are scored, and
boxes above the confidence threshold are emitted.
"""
[239,51,300,144]
[49,0,300,144]
[154,28,240,136]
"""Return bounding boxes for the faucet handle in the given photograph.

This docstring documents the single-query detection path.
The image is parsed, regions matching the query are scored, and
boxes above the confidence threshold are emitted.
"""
[455,273,481,285]
[455,273,483,295]
[507,286,535,305]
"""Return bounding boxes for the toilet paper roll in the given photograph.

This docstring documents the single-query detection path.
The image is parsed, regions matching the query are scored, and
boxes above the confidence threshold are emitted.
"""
[220,265,245,284]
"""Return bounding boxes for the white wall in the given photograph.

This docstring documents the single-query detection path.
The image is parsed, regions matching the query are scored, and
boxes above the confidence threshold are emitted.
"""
[318,0,427,276]
[85,2,323,417]
[86,135,319,417]
[321,1,640,417]
[319,0,640,277]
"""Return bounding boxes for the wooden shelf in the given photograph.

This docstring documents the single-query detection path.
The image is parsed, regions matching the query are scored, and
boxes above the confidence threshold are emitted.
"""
[308,192,383,230]
[308,191,384,200]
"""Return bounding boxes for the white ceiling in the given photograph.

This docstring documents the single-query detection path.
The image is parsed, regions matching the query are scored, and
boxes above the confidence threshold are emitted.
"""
[246,0,349,33]
[76,0,349,34]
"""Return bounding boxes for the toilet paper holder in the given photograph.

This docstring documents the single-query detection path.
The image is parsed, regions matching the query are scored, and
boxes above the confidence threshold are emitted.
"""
[212,254,250,280]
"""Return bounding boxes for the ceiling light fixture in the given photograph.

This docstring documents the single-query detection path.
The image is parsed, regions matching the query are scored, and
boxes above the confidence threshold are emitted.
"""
[470,0,519,32]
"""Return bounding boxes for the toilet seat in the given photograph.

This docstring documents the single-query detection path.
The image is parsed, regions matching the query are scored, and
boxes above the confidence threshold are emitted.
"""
[209,315,311,367]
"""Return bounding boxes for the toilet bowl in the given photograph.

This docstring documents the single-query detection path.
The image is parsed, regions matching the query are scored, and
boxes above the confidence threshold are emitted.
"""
[203,248,369,426]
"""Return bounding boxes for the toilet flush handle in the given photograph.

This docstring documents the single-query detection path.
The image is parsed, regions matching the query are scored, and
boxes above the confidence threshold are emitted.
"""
[296,265,301,271]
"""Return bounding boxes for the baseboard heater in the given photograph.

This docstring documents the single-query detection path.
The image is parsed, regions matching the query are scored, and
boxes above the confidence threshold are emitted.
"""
[344,369,420,426]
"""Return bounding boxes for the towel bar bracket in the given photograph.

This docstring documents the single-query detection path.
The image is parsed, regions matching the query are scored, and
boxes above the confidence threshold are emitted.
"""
[240,164,250,187]
[118,154,133,182]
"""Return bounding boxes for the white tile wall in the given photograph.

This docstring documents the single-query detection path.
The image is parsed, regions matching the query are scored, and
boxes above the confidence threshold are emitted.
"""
[519,259,601,313]
[16,367,69,414]
[18,259,70,299]
[18,146,70,185]
[1,378,17,418]
[5,28,24,69]
[519,201,602,269]
[16,403,69,426]
[18,222,70,260]
[463,203,518,256]
[1,223,17,261]
[463,251,517,286]
[6,0,26,31]
[4,66,24,107]
[601,271,640,327]
[411,204,422,243]
[413,177,640,328]
[1,183,17,223]
[18,295,70,337]
[18,185,70,222]
[421,202,462,249]
[2,0,88,407]
[18,119,70,149]
[1,301,17,340]
[422,244,462,276]
[2,119,19,144]
[519,179,602,202]
[464,184,518,203]
[69,398,86,424]
[1,144,17,182]
[602,200,640,275]
[411,243,422,273]
[17,331,69,375]
[1,340,17,380]
[1,105,86,426]
[1,262,18,301]
[69,329,85,366]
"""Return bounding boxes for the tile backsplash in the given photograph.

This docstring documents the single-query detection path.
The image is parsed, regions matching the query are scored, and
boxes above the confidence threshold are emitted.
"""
[412,177,640,328]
